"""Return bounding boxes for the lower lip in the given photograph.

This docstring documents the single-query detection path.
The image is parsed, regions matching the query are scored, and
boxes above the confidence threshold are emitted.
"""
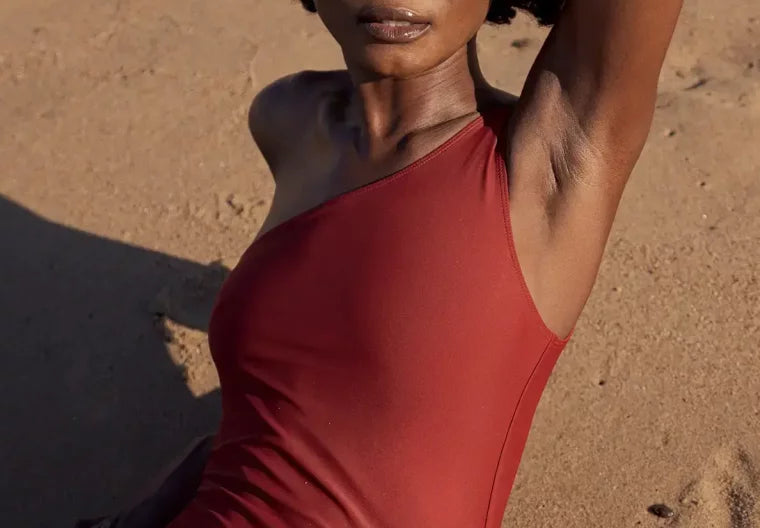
[361,22,431,43]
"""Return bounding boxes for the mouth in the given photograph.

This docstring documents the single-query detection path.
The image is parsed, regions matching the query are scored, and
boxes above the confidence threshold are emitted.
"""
[357,6,432,43]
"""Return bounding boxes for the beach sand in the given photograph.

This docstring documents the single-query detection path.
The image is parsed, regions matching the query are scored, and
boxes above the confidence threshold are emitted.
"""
[1,1,758,526]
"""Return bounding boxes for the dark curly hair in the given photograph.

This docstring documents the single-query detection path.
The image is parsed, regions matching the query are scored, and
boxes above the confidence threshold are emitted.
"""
[297,0,565,26]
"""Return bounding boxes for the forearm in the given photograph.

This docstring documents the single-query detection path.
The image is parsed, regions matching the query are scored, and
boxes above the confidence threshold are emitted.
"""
[559,0,682,94]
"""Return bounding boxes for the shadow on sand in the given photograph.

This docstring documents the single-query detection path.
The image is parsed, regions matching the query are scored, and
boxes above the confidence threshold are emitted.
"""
[0,195,226,528]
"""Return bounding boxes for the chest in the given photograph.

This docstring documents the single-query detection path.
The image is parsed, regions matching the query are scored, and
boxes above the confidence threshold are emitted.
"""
[259,117,482,242]
[212,143,517,360]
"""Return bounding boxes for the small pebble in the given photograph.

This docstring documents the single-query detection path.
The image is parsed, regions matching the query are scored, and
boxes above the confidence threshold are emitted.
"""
[664,128,677,137]
[510,38,531,49]
[684,77,709,91]
[226,194,245,215]
[648,504,675,518]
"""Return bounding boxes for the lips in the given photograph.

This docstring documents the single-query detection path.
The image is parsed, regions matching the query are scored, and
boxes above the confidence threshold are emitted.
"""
[357,6,431,43]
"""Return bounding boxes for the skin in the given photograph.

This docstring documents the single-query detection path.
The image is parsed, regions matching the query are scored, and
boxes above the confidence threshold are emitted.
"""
[252,0,684,339]
[105,0,684,524]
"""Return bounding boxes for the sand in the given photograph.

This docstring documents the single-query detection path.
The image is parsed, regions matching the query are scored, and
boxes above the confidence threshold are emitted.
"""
[1,1,758,527]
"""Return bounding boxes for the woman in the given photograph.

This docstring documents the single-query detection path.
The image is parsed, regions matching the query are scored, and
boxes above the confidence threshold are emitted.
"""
[83,0,683,526]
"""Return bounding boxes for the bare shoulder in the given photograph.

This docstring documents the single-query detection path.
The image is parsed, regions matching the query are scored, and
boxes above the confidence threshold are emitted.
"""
[248,70,351,170]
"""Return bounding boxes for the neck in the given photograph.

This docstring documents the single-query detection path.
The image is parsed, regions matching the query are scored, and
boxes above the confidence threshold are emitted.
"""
[343,38,489,159]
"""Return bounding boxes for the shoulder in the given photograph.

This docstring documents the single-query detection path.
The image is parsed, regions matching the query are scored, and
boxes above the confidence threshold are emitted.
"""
[249,70,344,119]
[248,70,350,168]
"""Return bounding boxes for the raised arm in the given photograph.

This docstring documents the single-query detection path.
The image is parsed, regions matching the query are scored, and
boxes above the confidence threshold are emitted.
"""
[505,0,684,337]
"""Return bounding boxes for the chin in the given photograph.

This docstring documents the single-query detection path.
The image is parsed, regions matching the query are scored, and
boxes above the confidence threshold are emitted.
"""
[348,44,443,80]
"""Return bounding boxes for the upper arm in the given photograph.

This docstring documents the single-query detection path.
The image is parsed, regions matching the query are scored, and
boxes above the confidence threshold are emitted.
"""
[503,0,683,336]
[511,0,683,197]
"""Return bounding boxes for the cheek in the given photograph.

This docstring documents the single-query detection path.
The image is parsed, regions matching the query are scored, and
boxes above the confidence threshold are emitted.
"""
[419,0,490,60]
[313,0,357,44]
[444,0,491,40]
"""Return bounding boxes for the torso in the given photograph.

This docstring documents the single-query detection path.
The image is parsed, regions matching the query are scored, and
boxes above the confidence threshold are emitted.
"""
[169,101,572,528]
[166,65,634,528]
[252,70,593,339]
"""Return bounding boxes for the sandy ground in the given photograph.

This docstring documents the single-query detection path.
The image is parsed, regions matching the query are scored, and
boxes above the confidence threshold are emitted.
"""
[1,1,759,527]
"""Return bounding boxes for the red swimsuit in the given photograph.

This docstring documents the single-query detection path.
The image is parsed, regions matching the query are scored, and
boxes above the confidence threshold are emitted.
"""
[169,105,571,527]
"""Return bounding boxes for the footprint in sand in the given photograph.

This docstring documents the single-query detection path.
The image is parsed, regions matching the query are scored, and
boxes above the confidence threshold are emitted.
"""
[675,444,760,527]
